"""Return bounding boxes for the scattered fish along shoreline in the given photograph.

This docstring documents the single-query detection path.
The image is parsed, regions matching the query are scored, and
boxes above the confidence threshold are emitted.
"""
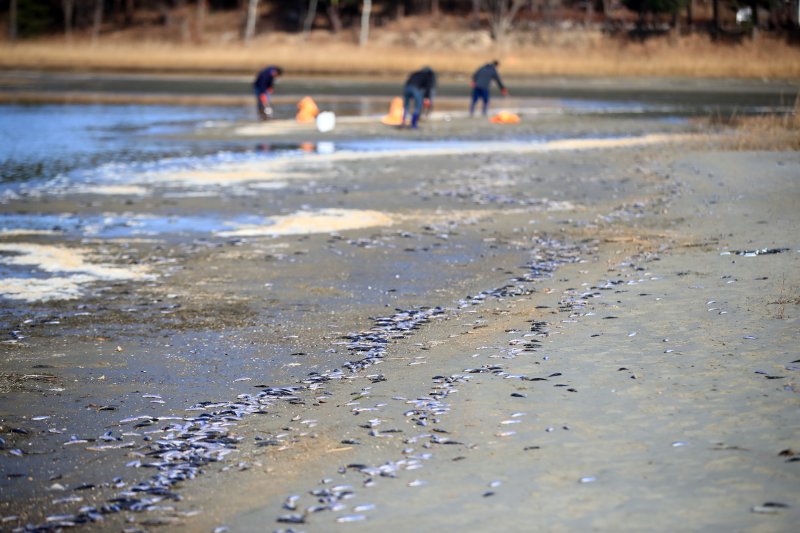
[2,94,798,532]
[3,236,588,531]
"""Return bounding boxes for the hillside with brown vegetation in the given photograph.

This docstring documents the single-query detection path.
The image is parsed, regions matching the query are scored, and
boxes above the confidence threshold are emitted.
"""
[1,1,799,79]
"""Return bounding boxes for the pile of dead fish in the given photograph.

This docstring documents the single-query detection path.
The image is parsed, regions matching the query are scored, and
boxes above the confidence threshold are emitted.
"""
[14,387,304,532]
[722,247,791,257]
[340,307,446,374]
[18,237,589,532]
[269,239,592,527]
[459,238,585,307]
[275,372,471,527]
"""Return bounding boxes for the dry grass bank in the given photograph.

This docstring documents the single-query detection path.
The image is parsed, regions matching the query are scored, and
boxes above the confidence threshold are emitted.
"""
[708,97,800,150]
[1,31,799,79]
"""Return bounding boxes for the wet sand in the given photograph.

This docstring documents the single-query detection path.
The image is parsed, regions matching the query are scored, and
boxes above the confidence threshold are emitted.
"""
[0,107,798,532]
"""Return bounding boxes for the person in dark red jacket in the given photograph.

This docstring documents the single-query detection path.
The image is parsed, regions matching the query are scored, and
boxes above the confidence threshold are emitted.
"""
[253,66,283,120]
[402,67,436,129]
[470,60,507,117]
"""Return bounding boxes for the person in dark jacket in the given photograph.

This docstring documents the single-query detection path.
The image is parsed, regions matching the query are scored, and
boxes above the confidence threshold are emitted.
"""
[470,60,507,117]
[402,67,436,129]
[253,65,283,120]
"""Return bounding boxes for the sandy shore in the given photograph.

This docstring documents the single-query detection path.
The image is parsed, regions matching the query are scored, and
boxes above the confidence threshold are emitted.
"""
[0,106,798,531]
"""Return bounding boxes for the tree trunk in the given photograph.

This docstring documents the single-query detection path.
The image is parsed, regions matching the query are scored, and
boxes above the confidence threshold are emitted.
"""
[124,0,135,26]
[431,0,440,15]
[471,0,481,29]
[63,0,75,42]
[686,0,693,30]
[9,0,18,42]
[196,0,207,42]
[328,1,343,33]
[243,0,259,43]
[303,0,318,38]
[359,0,372,47]
[749,0,759,38]
[712,0,720,33]
[92,0,104,46]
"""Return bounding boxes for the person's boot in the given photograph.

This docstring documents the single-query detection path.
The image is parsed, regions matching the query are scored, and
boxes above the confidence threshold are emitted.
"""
[411,113,420,129]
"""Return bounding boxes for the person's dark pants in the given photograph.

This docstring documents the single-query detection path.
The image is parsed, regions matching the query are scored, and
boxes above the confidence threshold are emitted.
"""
[403,85,424,127]
[470,87,490,116]
[255,89,271,120]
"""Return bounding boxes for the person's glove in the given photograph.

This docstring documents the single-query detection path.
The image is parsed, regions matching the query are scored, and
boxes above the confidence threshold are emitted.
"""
[423,98,431,109]
[259,93,269,105]
[470,81,476,88]
[267,88,273,94]
[501,88,509,96]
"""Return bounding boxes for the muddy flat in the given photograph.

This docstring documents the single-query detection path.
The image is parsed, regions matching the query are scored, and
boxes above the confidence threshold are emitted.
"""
[0,85,798,532]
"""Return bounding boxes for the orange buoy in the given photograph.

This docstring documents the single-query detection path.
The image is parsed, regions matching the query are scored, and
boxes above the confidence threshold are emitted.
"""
[296,96,320,123]
[381,97,405,126]
[489,111,521,124]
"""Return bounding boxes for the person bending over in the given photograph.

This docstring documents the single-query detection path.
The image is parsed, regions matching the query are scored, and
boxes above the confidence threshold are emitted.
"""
[253,65,283,121]
[402,67,436,129]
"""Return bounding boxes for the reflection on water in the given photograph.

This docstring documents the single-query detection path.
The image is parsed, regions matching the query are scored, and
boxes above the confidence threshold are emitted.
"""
[0,212,273,239]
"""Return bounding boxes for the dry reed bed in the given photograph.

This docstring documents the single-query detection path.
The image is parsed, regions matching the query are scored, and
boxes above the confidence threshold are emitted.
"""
[704,96,800,150]
[2,35,800,79]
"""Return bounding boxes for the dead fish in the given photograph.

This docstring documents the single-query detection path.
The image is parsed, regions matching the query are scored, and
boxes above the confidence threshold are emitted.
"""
[276,514,306,524]
[751,502,789,514]
[336,514,366,523]
[353,504,376,513]
[283,495,299,511]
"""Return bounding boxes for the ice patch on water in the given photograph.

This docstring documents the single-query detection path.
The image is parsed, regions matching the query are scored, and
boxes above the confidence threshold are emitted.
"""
[0,243,153,302]
[217,208,392,237]
[0,229,63,237]
[71,185,149,196]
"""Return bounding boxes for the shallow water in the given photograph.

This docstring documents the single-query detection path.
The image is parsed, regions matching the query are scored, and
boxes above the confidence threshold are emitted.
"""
[2,74,793,186]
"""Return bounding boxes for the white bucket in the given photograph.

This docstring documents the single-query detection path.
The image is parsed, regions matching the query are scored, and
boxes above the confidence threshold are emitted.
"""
[316,111,336,133]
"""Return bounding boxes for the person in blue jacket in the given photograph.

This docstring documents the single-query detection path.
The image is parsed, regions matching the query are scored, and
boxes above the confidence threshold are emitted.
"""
[470,60,508,117]
[402,67,436,129]
[253,65,283,120]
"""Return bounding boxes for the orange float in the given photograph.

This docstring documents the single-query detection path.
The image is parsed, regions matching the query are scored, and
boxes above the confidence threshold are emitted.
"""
[296,96,320,123]
[489,111,521,124]
[381,97,405,126]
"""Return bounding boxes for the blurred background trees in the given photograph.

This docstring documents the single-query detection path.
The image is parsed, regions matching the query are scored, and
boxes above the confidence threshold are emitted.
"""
[1,0,797,43]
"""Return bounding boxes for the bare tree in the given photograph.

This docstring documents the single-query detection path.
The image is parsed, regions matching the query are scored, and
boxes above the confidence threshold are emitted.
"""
[483,0,526,42]
[749,0,759,38]
[303,0,318,38]
[243,0,259,43]
[124,0,135,26]
[9,0,18,42]
[91,0,105,46]
[328,0,343,33]
[359,0,372,47]
[686,0,693,30]
[431,0,440,15]
[471,0,481,29]
[63,0,75,41]
[196,0,208,42]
